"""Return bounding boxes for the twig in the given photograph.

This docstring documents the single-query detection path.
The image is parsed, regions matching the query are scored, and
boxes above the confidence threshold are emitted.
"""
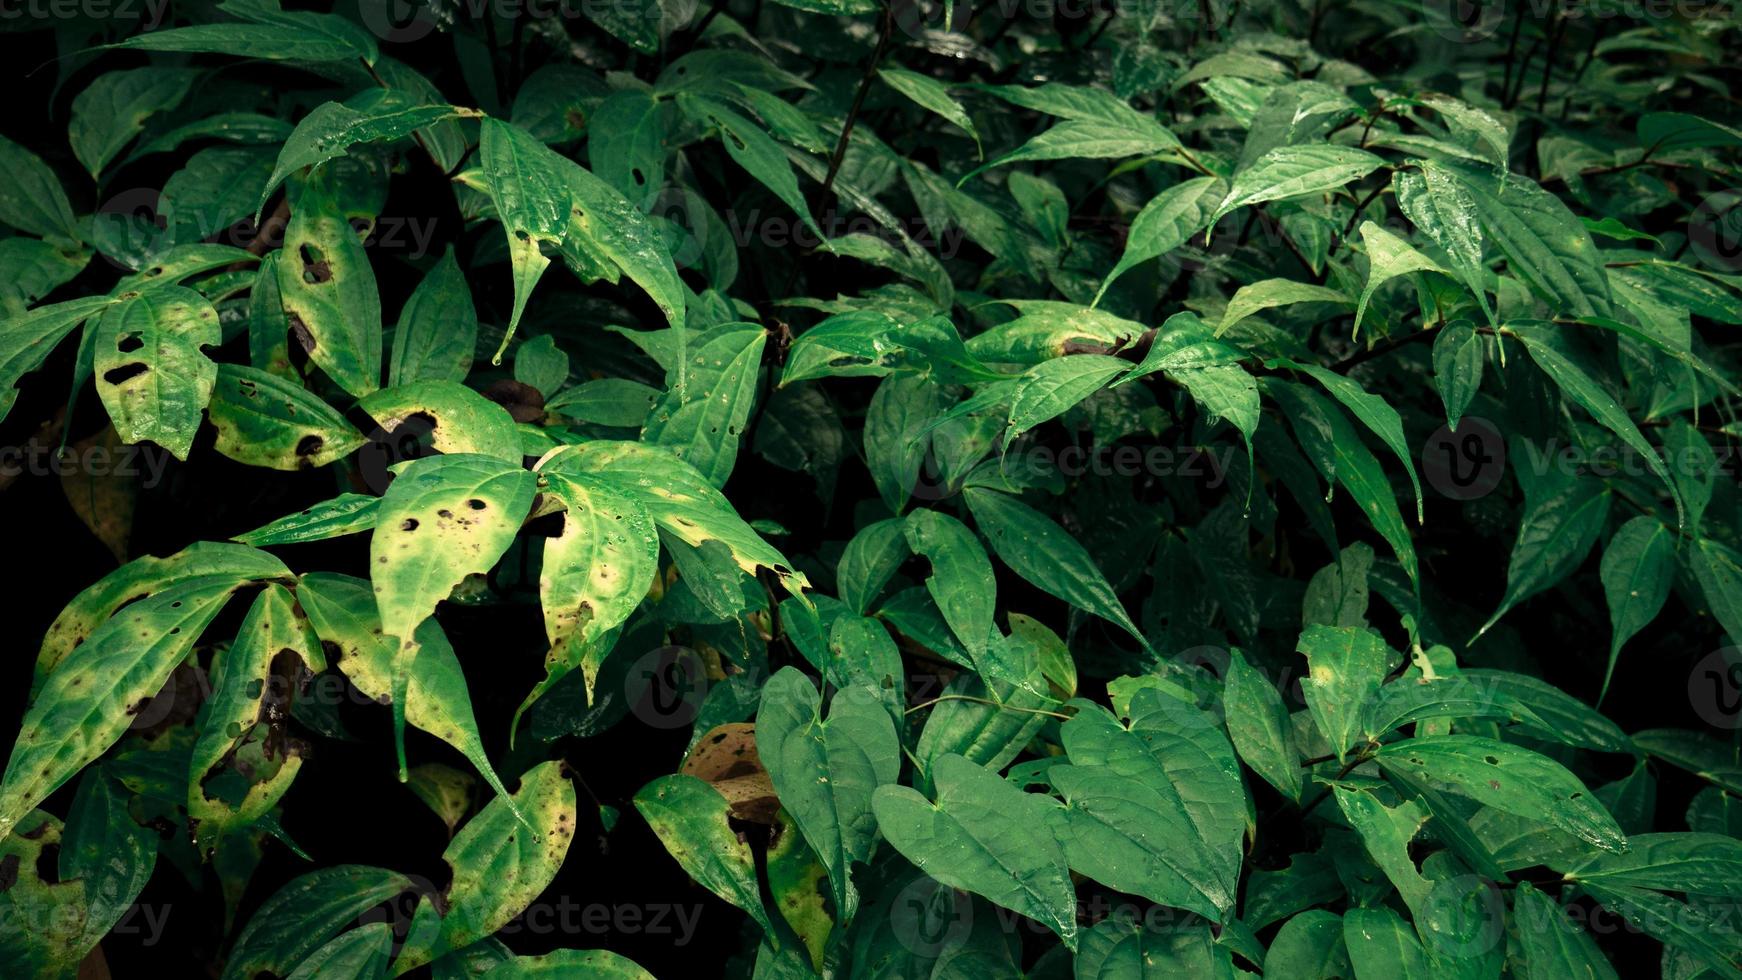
[818,3,895,211]
[1536,11,1567,114]
[904,694,1073,720]
[1299,751,1369,817]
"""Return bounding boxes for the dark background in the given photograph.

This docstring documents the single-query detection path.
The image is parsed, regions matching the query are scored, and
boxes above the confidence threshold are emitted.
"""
[0,5,1727,978]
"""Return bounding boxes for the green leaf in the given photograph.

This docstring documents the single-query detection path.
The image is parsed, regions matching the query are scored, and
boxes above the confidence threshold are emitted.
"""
[1692,538,1742,647]
[532,471,658,708]
[276,166,382,398]
[296,573,526,827]
[972,117,1180,176]
[356,380,523,462]
[188,583,319,844]
[757,669,900,925]
[285,923,394,980]
[1225,649,1301,800]
[263,91,460,214]
[370,454,536,776]
[1354,221,1447,337]
[1298,624,1391,763]
[644,325,766,486]
[1509,322,1681,523]
[587,89,666,203]
[966,302,1144,364]
[1599,517,1674,696]
[1431,323,1485,429]
[963,486,1145,646]
[1342,907,1434,979]
[564,161,686,327]
[677,95,821,240]
[1461,670,1631,754]
[207,364,365,470]
[61,768,158,957]
[1264,910,1350,979]
[1577,882,1742,980]
[1332,785,1433,913]
[219,865,411,980]
[1208,144,1385,228]
[513,335,568,400]
[233,494,380,546]
[390,247,478,386]
[1004,355,1127,448]
[838,518,909,616]
[1638,111,1742,154]
[864,373,947,514]
[69,67,198,179]
[398,761,577,971]
[903,508,998,668]
[873,753,1078,950]
[1278,359,1424,523]
[32,542,289,691]
[483,950,657,979]
[1269,380,1419,588]
[879,69,980,154]
[1049,699,1243,923]
[1216,278,1349,337]
[105,4,379,65]
[91,285,220,460]
[1511,881,1617,980]
[1372,735,1625,852]
[0,135,81,243]
[635,774,778,937]
[1394,162,1494,325]
[1094,177,1222,305]
[1075,918,1231,977]
[480,119,573,362]
[1478,481,1611,637]
[1564,832,1742,895]
[0,576,258,840]
[539,440,808,597]
[1444,163,1611,317]
[545,378,661,427]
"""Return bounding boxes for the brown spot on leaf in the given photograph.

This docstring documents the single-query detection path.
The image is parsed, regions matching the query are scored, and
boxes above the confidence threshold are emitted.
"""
[482,378,546,423]
[288,313,317,353]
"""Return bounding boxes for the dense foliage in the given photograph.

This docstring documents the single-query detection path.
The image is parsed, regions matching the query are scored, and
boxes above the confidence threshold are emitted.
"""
[1,0,1741,975]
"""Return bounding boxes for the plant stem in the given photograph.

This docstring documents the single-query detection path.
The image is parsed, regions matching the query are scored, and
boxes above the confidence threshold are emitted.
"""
[819,3,895,212]
[904,694,1073,720]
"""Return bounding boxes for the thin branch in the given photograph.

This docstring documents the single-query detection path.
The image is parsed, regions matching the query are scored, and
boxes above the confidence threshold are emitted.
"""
[904,694,1074,720]
[818,3,895,211]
